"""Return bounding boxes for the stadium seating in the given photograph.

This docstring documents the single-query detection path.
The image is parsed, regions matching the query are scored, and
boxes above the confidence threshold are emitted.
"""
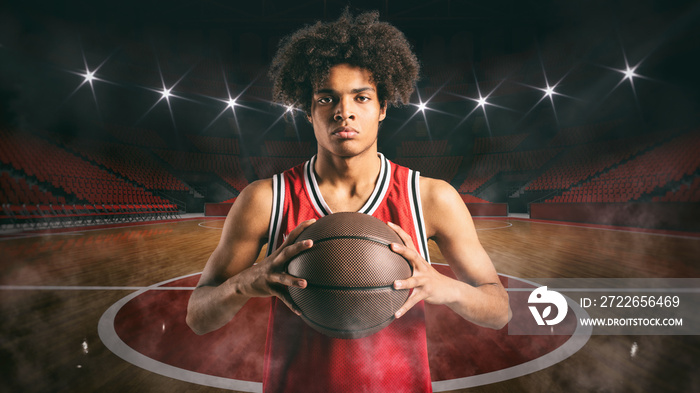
[547,131,700,203]
[0,129,179,229]
[654,177,700,202]
[527,134,659,192]
[458,149,560,193]
[62,138,189,191]
[154,149,249,192]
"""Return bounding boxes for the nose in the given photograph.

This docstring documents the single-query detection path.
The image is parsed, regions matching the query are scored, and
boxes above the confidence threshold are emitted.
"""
[334,96,355,122]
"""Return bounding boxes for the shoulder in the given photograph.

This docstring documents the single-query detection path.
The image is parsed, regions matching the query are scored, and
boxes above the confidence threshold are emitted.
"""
[221,179,274,241]
[419,176,464,209]
[234,178,274,212]
[418,176,472,238]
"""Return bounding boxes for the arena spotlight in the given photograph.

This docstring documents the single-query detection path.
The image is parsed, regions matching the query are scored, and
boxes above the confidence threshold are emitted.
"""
[69,66,100,95]
[453,76,509,136]
[202,67,265,134]
[410,84,452,118]
[201,94,246,134]
[622,66,638,81]
[617,62,646,97]
[598,44,649,99]
[218,66,251,115]
[414,91,433,138]
[83,70,96,84]
[258,103,300,138]
[400,83,457,139]
[616,43,645,85]
[544,85,556,97]
[67,61,105,96]
[137,83,179,127]
[69,49,118,92]
[65,64,105,110]
[161,87,172,101]
[543,84,560,124]
[389,87,441,139]
[598,57,646,105]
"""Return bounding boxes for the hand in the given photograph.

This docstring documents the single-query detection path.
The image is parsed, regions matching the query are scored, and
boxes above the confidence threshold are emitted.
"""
[387,222,456,318]
[238,219,316,315]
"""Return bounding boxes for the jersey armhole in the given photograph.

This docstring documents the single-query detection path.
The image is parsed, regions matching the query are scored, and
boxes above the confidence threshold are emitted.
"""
[267,173,285,257]
[407,170,431,263]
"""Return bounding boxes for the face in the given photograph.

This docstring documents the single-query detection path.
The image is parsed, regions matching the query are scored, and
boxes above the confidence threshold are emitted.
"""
[308,63,387,159]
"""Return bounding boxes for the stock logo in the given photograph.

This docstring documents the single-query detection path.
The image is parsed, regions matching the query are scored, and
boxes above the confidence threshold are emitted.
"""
[528,286,568,326]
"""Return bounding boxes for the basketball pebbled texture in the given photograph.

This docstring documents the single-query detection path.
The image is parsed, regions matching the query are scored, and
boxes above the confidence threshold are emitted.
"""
[286,212,412,339]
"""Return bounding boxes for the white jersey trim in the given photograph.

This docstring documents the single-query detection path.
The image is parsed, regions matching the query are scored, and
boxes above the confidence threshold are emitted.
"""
[267,173,285,256]
[408,169,430,263]
[303,153,391,217]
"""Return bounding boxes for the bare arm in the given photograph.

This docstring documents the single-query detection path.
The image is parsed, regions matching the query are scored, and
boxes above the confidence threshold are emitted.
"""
[390,178,510,329]
[186,179,315,335]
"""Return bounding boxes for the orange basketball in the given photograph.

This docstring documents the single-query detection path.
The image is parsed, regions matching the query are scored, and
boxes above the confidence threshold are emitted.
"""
[286,212,412,339]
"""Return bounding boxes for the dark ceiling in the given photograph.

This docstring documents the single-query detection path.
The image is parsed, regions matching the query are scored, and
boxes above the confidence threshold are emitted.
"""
[1,0,698,143]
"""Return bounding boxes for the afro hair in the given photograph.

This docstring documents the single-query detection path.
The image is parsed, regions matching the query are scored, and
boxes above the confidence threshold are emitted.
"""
[269,10,420,115]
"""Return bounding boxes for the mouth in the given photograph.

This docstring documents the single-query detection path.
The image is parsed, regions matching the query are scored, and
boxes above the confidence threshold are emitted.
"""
[332,127,358,139]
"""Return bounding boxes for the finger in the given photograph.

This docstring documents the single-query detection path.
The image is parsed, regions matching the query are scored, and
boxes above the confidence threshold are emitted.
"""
[389,241,426,270]
[272,238,313,266]
[387,222,417,252]
[282,219,316,246]
[395,291,424,319]
[393,275,420,290]
[269,272,307,289]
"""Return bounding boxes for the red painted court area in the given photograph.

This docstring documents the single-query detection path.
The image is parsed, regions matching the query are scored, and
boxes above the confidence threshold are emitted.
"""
[109,269,579,388]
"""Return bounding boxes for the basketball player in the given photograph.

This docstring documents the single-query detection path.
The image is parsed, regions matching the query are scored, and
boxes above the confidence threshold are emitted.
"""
[187,10,510,392]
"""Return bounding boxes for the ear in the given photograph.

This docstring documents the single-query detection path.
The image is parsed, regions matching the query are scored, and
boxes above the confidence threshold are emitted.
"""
[379,102,387,122]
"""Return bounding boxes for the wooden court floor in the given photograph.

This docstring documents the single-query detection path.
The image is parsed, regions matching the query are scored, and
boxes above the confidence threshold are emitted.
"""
[1,217,699,392]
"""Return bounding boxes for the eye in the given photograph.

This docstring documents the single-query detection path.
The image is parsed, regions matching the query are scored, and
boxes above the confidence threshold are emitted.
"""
[317,97,333,104]
[356,96,371,102]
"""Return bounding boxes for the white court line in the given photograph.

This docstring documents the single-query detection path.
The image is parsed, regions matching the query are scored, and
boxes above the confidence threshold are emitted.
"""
[98,272,263,393]
[96,272,591,392]
[432,273,592,391]
[476,222,513,231]
[197,221,225,229]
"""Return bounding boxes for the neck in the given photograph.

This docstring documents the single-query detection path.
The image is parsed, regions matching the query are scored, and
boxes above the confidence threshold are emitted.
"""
[312,148,382,213]
[314,148,381,186]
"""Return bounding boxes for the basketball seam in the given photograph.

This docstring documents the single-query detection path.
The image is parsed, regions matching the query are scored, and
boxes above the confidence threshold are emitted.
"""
[299,234,396,247]
[291,235,414,276]
[302,283,403,291]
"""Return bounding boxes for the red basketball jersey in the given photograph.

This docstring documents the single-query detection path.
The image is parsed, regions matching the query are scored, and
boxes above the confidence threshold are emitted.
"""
[263,154,433,393]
